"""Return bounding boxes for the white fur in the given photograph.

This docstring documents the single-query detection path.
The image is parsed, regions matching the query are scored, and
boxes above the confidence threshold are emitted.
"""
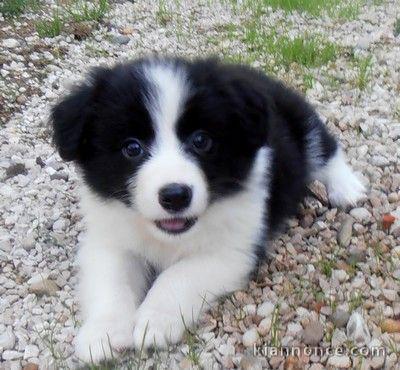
[133,63,209,239]
[314,148,366,207]
[74,146,270,362]
[132,147,270,348]
[142,62,189,148]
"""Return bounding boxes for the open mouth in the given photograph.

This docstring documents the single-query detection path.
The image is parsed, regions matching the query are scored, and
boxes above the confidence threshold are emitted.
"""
[154,217,197,234]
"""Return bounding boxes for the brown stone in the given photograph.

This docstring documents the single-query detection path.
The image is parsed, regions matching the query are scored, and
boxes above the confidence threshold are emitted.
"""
[23,364,39,370]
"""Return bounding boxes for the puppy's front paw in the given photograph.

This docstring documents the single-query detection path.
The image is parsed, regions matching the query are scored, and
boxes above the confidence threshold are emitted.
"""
[75,317,135,364]
[320,150,367,208]
[133,307,184,349]
[327,171,366,207]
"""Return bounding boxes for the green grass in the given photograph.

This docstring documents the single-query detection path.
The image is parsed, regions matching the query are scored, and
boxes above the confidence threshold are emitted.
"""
[261,0,338,16]
[33,0,110,38]
[65,0,109,23]
[336,2,361,19]
[270,303,281,347]
[35,11,63,38]
[232,0,363,19]
[371,242,385,263]
[302,72,315,91]
[243,26,338,69]
[353,55,373,90]
[348,290,363,312]
[395,18,400,37]
[184,327,204,366]
[387,338,400,356]
[156,0,172,25]
[318,259,334,278]
[35,321,69,369]
[277,35,337,67]
[0,0,41,17]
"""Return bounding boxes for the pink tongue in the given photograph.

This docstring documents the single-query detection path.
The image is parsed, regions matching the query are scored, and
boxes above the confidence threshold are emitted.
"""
[160,219,186,231]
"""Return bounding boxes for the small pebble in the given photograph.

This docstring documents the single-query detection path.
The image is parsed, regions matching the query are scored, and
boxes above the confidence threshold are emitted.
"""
[346,312,371,347]
[5,163,27,179]
[337,217,353,247]
[24,344,39,360]
[349,208,372,223]
[112,35,130,45]
[257,302,275,317]
[2,38,20,48]
[327,355,351,368]
[302,321,324,346]
[331,309,350,328]
[28,279,60,296]
[2,350,23,360]
[242,328,259,347]
[240,355,262,370]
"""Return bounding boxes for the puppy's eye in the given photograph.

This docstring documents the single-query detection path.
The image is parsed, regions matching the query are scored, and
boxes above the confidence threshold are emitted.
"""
[191,131,213,153]
[122,139,144,158]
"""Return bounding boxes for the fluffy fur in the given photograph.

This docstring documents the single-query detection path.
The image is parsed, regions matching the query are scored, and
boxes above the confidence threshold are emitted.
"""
[51,57,365,363]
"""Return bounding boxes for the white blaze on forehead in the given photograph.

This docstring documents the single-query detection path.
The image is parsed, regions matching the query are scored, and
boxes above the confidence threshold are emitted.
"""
[143,62,190,148]
[133,61,208,226]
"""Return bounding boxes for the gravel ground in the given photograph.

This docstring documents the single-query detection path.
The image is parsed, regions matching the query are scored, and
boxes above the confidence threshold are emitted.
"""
[1,1,400,369]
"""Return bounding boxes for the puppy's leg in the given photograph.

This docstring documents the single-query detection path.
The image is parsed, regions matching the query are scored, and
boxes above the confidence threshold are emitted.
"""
[306,115,366,207]
[74,235,147,363]
[313,147,366,207]
[132,251,253,348]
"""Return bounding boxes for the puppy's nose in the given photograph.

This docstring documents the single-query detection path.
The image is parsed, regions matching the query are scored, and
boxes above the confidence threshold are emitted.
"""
[158,183,192,213]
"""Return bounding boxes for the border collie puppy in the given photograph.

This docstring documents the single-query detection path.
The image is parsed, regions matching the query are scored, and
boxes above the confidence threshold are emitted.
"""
[52,57,365,362]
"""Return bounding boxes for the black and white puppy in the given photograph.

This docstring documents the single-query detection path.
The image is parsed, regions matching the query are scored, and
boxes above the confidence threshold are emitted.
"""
[52,57,365,362]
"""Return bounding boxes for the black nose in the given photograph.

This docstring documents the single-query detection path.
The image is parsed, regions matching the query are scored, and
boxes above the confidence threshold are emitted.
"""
[158,183,192,213]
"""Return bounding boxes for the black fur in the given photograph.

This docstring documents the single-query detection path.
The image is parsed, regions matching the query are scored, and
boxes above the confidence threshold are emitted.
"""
[52,64,154,203]
[51,57,337,243]
[177,60,270,200]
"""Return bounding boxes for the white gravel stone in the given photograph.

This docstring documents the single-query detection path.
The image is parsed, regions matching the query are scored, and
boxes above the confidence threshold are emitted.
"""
[240,356,263,370]
[286,322,303,337]
[327,355,351,368]
[256,302,275,317]
[24,344,40,359]
[337,217,354,247]
[217,343,235,356]
[382,289,397,302]
[331,329,347,347]
[333,269,348,283]
[2,350,23,361]
[0,329,16,350]
[243,304,257,315]
[369,355,385,370]
[0,236,12,252]
[350,208,372,222]
[242,328,259,347]
[2,38,20,48]
[257,317,272,336]
[52,218,67,232]
[346,312,371,347]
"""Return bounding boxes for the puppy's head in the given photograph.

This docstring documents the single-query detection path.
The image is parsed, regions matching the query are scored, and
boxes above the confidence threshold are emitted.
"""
[52,58,269,240]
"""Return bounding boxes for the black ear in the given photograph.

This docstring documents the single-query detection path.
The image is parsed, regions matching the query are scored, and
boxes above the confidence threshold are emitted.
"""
[51,84,91,161]
[230,74,271,147]
[51,67,108,161]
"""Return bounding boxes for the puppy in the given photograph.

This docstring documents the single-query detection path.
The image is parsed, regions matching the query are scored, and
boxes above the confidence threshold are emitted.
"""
[51,57,365,362]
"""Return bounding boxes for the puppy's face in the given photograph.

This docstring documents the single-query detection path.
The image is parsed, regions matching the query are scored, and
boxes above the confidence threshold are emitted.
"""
[52,59,269,240]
